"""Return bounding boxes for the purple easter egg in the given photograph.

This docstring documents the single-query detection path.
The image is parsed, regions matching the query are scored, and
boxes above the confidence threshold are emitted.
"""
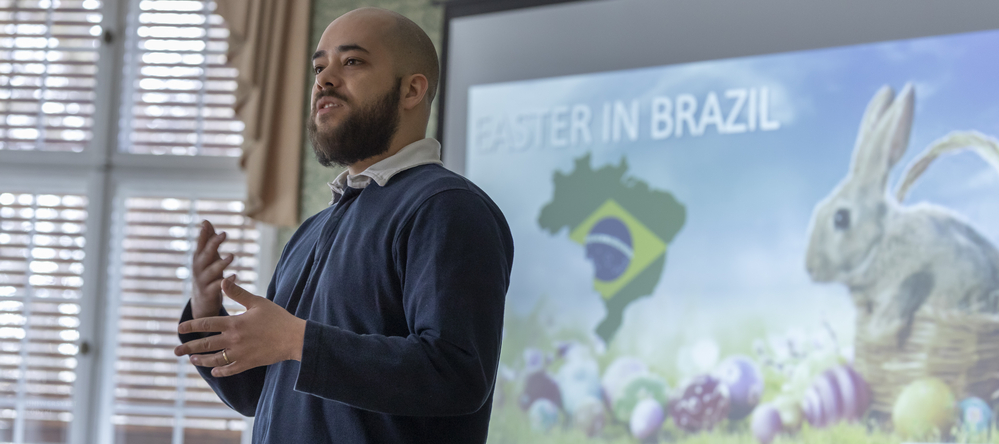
[814,370,843,426]
[715,355,764,420]
[803,365,870,427]
[602,356,648,407]
[829,365,870,421]
[630,398,666,440]
[751,403,783,444]
[585,217,632,282]
[520,370,562,411]
[669,374,730,432]
[802,382,832,428]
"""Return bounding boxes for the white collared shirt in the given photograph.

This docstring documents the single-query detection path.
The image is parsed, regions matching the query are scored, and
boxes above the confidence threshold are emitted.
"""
[327,138,444,205]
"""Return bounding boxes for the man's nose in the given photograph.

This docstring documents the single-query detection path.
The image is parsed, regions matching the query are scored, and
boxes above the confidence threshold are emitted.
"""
[316,68,340,90]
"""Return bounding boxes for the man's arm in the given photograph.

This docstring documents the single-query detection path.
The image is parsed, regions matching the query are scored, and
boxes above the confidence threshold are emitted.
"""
[177,220,268,416]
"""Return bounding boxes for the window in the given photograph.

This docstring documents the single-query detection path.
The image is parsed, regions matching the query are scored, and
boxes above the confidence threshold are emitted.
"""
[0,0,273,443]
[0,0,103,153]
[119,0,243,157]
[0,192,87,443]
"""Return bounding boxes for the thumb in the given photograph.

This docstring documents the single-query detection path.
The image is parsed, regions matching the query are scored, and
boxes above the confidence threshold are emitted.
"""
[221,275,256,307]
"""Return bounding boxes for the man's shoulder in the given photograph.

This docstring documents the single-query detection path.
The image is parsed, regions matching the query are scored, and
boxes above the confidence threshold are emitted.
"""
[379,164,505,221]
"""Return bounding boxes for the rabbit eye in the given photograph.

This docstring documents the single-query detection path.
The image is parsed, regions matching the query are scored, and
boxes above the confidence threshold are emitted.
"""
[834,209,850,230]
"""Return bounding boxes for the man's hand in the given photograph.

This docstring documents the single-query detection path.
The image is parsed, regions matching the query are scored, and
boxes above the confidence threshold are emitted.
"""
[191,220,234,319]
[174,276,307,377]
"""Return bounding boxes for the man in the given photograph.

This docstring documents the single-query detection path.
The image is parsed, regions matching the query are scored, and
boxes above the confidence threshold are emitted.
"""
[173,8,514,443]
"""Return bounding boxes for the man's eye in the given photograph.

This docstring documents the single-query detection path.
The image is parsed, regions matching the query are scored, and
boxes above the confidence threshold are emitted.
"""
[314,66,323,74]
[345,58,360,66]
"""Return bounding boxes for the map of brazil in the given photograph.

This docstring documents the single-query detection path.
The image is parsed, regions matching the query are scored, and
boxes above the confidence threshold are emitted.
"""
[538,154,686,343]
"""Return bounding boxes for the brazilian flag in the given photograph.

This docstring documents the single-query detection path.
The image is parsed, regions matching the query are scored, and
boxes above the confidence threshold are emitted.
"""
[569,199,667,299]
[538,153,686,344]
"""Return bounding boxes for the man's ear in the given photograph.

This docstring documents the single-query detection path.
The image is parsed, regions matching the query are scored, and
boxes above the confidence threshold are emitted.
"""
[400,73,428,111]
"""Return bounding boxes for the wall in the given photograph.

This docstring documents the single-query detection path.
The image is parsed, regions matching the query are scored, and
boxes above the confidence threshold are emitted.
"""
[276,0,444,249]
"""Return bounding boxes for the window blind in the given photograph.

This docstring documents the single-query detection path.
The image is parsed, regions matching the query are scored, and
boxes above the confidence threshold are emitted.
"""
[119,0,243,157]
[0,192,87,444]
[111,196,258,444]
[0,0,103,152]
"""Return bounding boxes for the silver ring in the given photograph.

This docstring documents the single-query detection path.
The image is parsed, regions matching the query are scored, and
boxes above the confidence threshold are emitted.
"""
[222,349,231,365]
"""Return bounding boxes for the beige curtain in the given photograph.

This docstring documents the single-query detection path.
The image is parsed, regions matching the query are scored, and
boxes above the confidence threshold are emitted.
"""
[217,0,311,226]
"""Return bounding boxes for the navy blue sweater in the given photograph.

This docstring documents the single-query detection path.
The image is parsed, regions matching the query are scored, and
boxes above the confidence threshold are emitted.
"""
[179,165,514,443]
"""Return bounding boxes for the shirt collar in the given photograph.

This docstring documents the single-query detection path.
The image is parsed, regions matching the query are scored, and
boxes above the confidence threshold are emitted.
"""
[327,138,443,205]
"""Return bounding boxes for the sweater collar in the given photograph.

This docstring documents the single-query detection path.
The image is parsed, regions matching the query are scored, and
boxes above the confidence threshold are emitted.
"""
[327,138,443,205]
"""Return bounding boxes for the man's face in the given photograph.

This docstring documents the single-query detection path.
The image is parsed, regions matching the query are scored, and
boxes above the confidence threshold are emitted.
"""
[308,13,402,167]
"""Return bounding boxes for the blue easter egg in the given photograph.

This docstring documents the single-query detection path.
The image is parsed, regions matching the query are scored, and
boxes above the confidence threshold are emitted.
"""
[585,217,632,281]
[529,398,561,432]
[959,397,992,434]
[715,355,764,421]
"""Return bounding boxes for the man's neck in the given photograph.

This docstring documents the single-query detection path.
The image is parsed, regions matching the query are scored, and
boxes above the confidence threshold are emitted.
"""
[347,129,425,175]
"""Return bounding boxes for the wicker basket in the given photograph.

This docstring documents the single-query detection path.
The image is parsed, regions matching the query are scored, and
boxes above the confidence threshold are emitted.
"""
[853,307,999,414]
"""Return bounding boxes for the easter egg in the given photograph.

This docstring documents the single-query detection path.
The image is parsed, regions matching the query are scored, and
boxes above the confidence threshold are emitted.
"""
[891,377,956,439]
[520,370,562,411]
[751,403,783,444]
[528,398,561,432]
[556,354,602,414]
[802,370,841,427]
[669,374,730,432]
[830,365,870,421]
[585,217,632,281]
[602,356,648,407]
[630,398,665,441]
[612,374,670,423]
[572,395,607,437]
[959,397,992,434]
[801,364,870,427]
[715,355,763,420]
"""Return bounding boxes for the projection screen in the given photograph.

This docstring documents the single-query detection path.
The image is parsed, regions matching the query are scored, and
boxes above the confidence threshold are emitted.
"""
[441,1,999,442]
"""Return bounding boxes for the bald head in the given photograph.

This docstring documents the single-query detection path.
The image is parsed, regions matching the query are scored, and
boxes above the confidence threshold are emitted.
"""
[332,8,440,106]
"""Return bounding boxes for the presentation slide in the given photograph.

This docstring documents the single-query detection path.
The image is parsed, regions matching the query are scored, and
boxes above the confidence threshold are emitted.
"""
[467,29,999,443]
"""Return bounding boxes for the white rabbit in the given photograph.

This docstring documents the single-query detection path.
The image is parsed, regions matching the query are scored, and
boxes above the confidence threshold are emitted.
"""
[805,84,999,349]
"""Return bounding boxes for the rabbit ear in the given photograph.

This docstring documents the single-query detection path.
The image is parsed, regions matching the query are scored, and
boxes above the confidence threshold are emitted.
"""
[855,85,895,146]
[850,84,916,193]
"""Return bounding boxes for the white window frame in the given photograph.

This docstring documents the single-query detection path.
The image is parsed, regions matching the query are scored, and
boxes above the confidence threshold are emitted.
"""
[0,0,277,442]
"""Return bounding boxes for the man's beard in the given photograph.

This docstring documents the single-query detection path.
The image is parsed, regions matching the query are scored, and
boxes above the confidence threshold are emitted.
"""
[308,78,402,168]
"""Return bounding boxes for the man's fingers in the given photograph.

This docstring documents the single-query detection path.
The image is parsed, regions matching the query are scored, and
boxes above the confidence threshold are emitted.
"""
[188,350,228,368]
[173,333,227,356]
[178,316,228,335]
[221,276,257,307]
[211,362,244,378]
[198,255,234,284]
[193,231,226,268]
[195,220,215,253]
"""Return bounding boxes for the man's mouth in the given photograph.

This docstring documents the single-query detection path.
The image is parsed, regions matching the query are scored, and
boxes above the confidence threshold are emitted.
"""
[315,96,344,117]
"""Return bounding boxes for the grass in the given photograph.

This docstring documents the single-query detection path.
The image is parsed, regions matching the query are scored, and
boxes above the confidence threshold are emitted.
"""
[494,308,997,444]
